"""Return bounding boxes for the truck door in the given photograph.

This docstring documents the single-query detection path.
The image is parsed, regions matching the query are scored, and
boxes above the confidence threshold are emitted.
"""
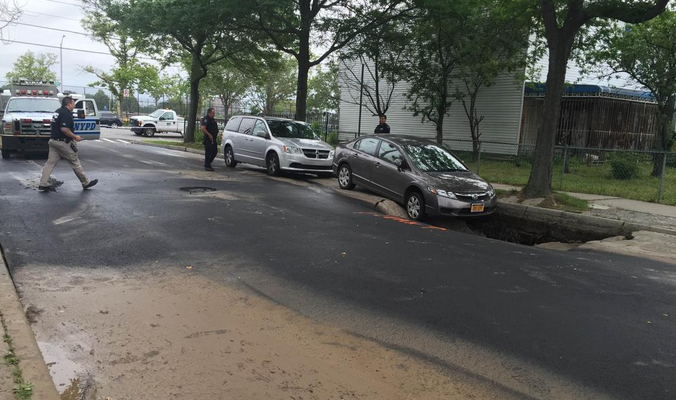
[160,111,176,132]
[73,99,101,140]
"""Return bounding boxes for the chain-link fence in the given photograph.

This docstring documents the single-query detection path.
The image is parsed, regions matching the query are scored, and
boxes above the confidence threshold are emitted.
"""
[443,139,676,206]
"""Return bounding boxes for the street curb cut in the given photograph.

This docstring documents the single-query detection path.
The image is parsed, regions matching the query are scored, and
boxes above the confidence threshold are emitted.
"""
[498,202,676,237]
[0,249,61,400]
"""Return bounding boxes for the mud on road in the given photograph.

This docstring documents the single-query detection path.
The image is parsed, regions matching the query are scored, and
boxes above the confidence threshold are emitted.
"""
[15,266,515,400]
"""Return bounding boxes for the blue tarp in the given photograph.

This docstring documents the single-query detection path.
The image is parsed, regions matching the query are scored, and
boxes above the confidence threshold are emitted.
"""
[525,83,655,100]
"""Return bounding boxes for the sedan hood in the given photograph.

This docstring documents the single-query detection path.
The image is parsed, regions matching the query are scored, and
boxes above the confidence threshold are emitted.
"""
[425,171,492,194]
[277,137,333,150]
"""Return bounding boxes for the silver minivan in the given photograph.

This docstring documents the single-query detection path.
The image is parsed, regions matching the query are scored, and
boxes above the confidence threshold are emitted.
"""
[221,116,334,176]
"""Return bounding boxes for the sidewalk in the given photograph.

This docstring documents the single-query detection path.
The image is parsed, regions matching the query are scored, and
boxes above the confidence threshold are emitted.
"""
[0,252,60,400]
[492,183,676,231]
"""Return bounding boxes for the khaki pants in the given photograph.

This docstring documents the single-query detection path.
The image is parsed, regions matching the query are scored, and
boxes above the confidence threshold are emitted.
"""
[39,139,90,187]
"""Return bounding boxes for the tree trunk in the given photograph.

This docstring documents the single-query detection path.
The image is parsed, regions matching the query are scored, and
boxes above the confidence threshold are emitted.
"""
[117,95,123,118]
[523,37,572,198]
[185,53,206,143]
[436,111,445,145]
[296,55,310,121]
[652,95,676,177]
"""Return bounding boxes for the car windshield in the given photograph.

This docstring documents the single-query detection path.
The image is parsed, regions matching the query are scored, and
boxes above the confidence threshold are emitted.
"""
[5,98,60,113]
[149,109,165,118]
[267,120,318,139]
[402,143,468,173]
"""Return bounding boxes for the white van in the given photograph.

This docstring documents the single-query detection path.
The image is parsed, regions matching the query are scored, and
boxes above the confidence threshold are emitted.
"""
[221,116,334,176]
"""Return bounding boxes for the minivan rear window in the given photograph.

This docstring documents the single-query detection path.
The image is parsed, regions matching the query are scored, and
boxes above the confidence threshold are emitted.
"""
[238,118,255,134]
[225,117,241,132]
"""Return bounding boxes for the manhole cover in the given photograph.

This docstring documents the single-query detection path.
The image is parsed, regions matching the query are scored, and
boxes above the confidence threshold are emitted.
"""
[179,186,217,194]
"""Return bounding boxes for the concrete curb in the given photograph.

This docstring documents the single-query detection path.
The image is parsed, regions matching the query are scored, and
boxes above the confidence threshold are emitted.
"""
[497,202,676,237]
[0,250,60,400]
[132,140,210,156]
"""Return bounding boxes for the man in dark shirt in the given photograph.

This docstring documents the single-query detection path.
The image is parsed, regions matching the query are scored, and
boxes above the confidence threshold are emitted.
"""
[200,107,219,171]
[374,114,390,134]
[38,97,98,192]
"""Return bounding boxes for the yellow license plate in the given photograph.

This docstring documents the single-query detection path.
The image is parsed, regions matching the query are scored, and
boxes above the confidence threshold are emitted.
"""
[471,203,485,213]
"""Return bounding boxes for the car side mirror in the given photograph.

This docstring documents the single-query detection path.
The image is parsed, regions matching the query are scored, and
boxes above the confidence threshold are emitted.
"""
[76,109,85,119]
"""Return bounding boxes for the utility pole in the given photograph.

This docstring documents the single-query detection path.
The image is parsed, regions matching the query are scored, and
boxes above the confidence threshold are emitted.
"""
[59,35,65,92]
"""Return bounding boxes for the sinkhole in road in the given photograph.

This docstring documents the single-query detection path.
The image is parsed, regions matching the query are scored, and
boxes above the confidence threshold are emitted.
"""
[179,186,218,194]
[460,211,625,247]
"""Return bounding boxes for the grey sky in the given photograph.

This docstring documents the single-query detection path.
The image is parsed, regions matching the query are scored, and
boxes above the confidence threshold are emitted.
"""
[0,0,180,97]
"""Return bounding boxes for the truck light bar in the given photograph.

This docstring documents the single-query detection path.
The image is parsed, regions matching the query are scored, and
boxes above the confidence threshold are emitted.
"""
[22,119,32,123]
[43,119,51,123]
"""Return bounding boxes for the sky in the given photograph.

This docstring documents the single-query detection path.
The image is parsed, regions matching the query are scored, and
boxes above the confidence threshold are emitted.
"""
[0,0,181,99]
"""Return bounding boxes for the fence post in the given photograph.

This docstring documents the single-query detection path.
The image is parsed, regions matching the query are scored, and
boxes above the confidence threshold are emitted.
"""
[357,64,364,138]
[657,151,667,203]
[560,145,568,190]
[476,141,481,175]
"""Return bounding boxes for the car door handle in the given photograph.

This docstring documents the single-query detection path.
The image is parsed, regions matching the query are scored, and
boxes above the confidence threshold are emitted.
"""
[374,162,381,168]
[352,153,359,158]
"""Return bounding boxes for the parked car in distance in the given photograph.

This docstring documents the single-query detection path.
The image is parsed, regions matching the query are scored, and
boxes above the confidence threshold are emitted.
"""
[130,109,184,137]
[333,135,497,220]
[100,111,122,127]
[222,116,334,176]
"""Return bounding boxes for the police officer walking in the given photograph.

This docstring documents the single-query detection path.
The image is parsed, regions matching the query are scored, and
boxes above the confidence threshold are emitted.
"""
[38,97,98,192]
[374,114,390,134]
[201,107,219,171]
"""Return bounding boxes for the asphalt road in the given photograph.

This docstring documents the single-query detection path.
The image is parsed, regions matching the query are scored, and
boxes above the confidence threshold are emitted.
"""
[0,131,675,400]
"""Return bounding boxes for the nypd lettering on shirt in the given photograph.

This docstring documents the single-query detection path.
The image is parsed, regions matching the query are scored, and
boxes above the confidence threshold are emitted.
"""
[74,119,101,140]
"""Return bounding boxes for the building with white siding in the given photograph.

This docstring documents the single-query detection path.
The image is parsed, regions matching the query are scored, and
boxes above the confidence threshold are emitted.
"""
[338,54,655,153]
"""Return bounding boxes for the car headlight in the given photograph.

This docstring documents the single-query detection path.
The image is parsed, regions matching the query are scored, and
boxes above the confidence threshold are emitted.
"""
[487,188,495,198]
[427,187,457,199]
[329,150,335,158]
[3,123,11,133]
[283,145,302,154]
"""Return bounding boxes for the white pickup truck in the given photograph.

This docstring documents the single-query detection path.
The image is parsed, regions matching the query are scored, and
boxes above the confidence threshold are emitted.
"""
[130,109,184,137]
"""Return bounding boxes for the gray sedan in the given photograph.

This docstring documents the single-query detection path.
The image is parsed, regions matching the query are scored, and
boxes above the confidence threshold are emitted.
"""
[332,135,497,220]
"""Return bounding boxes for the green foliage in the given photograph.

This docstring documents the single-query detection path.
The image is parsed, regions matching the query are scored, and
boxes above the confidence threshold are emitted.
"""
[247,56,297,115]
[326,131,339,147]
[5,51,57,82]
[200,59,252,118]
[307,60,339,112]
[248,0,413,119]
[610,155,640,180]
[92,90,111,111]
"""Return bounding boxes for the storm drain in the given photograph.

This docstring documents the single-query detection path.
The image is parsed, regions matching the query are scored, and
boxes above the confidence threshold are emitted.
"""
[179,186,217,194]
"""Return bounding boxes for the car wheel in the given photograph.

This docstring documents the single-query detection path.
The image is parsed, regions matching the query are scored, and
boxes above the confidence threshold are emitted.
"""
[338,164,355,190]
[406,191,425,221]
[115,122,122,127]
[143,127,155,137]
[266,152,281,176]
[224,145,237,168]
[1,149,10,159]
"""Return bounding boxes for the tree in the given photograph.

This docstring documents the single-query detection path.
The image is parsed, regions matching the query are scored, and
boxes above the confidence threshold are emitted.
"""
[308,60,339,112]
[452,0,531,161]
[97,0,260,143]
[583,11,676,177]
[81,10,150,117]
[93,89,111,111]
[247,0,413,121]
[398,1,469,145]
[200,60,251,119]
[247,56,297,115]
[339,21,408,118]
[523,0,669,198]
[0,0,22,40]
[5,51,58,82]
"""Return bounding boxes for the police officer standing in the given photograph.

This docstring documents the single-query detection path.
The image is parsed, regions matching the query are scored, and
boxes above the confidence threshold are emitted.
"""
[38,97,98,192]
[374,114,390,134]
[201,107,219,171]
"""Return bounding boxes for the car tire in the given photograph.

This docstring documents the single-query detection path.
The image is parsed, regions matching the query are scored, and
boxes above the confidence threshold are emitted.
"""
[406,191,426,221]
[266,152,281,176]
[1,149,10,159]
[143,127,155,137]
[338,164,356,190]
[115,122,122,127]
[224,145,237,168]
[134,132,142,136]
